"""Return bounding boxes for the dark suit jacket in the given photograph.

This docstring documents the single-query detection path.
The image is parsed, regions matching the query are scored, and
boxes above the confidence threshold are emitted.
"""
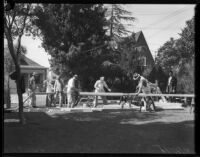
[170,76,177,88]
[166,76,177,93]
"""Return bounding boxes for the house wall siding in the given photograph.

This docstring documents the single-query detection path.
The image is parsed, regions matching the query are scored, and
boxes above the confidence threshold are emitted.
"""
[131,32,154,74]
[137,33,154,68]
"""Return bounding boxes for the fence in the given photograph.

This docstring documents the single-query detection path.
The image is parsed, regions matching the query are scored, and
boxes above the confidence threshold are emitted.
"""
[31,92,195,105]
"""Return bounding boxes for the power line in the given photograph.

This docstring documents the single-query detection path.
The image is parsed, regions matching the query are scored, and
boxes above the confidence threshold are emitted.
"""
[134,26,182,30]
[145,8,191,39]
[135,9,191,16]
[142,6,191,28]
[146,18,183,39]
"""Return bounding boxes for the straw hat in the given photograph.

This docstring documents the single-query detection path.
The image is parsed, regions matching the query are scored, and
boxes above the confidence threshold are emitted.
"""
[133,73,140,80]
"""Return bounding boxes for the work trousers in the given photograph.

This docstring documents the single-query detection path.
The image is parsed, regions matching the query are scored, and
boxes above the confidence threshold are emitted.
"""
[166,85,176,102]
[29,89,36,107]
[67,91,77,108]
[94,95,107,107]
[54,91,63,107]
[143,96,156,111]
[46,93,54,107]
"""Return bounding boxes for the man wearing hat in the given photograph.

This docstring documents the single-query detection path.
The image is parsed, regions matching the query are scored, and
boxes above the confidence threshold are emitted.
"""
[28,72,37,107]
[133,72,156,111]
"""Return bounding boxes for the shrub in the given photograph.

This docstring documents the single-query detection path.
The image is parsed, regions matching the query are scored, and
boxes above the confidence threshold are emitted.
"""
[176,59,194,93]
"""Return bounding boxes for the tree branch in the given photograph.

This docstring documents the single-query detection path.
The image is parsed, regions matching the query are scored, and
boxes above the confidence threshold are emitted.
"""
[16,5,30,57]
[4,16,9,31]
[4,29,18,66]
[7,14,11,27]
[10,10,16,29]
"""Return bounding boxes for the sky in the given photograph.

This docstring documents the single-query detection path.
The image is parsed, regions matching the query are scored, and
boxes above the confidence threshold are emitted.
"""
[19,4,195,68]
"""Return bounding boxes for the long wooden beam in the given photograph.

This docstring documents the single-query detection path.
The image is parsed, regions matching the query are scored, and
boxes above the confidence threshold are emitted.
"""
[34,92,195,97]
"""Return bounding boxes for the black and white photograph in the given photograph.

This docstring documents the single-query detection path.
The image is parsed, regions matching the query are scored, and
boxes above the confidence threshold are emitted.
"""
[4,2,195,154]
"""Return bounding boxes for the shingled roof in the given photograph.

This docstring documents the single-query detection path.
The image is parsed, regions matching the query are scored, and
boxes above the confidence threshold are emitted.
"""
[116,31,142,43]
[20,55,47,69]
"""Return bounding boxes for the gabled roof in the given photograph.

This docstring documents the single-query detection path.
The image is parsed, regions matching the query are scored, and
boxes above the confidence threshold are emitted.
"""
[118,31,154,65]
[134,31,142,42]
[117,31,142,43]
[20,55,47,69]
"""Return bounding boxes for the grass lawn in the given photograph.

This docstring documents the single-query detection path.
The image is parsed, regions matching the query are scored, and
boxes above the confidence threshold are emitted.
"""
[4,105,195,153]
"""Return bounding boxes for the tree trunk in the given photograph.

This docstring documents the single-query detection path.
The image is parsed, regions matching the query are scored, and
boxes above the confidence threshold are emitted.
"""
[7,77,11,108]
[5,32,25,124]
[16,65,26,124]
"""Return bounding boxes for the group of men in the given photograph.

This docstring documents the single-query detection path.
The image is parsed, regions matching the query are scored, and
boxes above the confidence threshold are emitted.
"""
[28,73,80,108]
[43,74,80,108]
[28,69,177,111]
[28,73,113,108]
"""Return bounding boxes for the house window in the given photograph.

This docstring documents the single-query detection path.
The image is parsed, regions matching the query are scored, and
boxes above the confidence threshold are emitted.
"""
[143,56,147,66]
[139,56,147,66]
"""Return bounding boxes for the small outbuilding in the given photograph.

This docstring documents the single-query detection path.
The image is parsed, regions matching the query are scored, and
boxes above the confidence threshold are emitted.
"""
[9,55,48,93]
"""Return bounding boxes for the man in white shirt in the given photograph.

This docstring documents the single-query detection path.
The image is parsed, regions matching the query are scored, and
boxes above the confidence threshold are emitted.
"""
[67,75,79,108]
[28,72,37,107]
[54,75,64,107]
[93,76,111,107]
[43,79,54,107]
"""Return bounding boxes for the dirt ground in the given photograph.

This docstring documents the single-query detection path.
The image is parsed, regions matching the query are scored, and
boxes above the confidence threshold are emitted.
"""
[4,105,195,153]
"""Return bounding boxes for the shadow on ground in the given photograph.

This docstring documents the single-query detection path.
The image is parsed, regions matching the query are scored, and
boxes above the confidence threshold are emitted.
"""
[4,109,195,153]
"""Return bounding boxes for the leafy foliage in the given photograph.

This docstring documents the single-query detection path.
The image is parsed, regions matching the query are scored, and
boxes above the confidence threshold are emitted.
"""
[156,38,180,72]
[176,59,194,93]
[4,3,36,123]
[156,17,194,93]
[4,44,27,73]
[33,4,110,91]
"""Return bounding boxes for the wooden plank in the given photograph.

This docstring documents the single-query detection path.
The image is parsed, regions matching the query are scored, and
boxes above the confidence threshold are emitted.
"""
[35,92,195,98]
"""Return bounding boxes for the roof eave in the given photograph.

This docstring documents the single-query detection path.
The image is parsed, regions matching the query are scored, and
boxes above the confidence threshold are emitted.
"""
[20,65,48,69]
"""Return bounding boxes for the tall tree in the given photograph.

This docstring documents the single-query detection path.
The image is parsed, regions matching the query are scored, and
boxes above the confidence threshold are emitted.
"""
[176,17,194,61]
[105,4,135,40]
[4,44,27,108]
[156,17,194,93]
[4,3,35,124]
[156,17,194,72]
[33,4,109,90]
[156,37,180,72]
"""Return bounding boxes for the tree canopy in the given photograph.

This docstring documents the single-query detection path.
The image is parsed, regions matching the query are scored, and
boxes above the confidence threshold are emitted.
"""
[33,4,111,90]
[156,17,194,93]
[156,17,194,73]
[105,4,135,40]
